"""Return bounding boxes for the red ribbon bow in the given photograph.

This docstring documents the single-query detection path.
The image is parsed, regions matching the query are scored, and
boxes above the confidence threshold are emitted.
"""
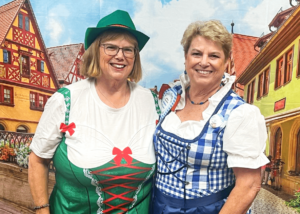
[60,122,76,136]
[112,147,133,166]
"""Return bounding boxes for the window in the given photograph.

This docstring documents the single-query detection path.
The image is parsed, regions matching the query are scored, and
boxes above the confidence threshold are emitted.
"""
[16,125,28,133]
[37,60,44,72]
[18,13,30,31]
[3,49,11,64]
[39,95,44,108]
[285,49,293,83]
[247,79,255,104]
[275,48,294,89]
[30,91,50,110]
[257,68,270,99]
[0,85,14,106]
[275,57,284,88]
[25,16,29,31]
[21,55,30,77]
[0,124,5,130]
[30,92,36,108]
[18,13,23,29]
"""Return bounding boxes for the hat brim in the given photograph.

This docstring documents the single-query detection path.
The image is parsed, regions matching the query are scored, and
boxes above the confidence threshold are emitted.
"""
[84,26,149,51]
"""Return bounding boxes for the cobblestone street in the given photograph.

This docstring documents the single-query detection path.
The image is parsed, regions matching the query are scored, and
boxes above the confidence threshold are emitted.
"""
[252,188,298,214]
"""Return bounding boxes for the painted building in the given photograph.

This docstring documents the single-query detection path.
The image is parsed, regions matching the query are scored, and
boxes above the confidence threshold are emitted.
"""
[0,0,59,133]
[237,2,300,195]
[228,33,259,98]
[47,43,85,88]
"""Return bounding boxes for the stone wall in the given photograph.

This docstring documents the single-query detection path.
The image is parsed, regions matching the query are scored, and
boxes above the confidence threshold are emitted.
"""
[0,162,55,210]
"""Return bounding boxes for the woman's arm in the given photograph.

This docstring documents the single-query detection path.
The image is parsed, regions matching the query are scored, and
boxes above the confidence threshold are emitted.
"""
[219,167,261,214]
[28,152,52,214]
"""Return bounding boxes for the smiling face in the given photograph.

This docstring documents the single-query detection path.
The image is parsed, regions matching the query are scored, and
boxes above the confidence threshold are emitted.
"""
[99,37,136,83]
[185,35,228,89]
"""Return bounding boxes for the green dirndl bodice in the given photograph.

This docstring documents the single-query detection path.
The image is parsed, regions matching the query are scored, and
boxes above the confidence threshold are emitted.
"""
[49,88,156,214]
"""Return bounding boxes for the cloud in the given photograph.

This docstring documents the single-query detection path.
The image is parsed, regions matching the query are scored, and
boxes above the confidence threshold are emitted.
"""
[46,18,63,46]
[220,0,238,10]
[45,4,70,46]
[242,0,291,36]
[133,0,218,86]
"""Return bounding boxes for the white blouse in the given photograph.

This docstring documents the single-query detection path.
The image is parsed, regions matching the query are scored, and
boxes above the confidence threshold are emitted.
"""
[161,73,269,169]
[30,79,158,168]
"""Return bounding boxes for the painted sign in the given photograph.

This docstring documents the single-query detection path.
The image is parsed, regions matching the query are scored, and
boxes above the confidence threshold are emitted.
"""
[274,98,286,112]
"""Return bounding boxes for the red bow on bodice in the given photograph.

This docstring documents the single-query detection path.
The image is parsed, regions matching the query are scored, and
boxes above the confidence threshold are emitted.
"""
[112,147,133,166]
[60,122,76,136]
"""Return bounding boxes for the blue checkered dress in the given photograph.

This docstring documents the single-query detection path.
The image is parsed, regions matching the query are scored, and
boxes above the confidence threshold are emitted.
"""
[153,86,251,213]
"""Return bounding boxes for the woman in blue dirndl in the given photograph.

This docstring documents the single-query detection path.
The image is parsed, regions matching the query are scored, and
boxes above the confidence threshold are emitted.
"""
[151,20,269,214]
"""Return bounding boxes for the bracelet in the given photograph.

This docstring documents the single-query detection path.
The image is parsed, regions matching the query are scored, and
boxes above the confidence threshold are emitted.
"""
[33,203,50,210]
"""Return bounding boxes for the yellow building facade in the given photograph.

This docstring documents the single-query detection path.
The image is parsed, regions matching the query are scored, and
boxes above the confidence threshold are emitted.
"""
[0,0,59,133]
[237,5,300,195]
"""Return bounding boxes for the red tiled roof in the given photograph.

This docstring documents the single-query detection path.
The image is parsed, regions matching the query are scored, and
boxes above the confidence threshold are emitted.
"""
[0,0,24,45]
[47,43,84,80]
[232,34,259,77]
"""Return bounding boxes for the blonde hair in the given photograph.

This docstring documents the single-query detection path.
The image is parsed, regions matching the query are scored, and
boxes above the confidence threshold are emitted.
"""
[181,20,232,60]
[81,29,142,82]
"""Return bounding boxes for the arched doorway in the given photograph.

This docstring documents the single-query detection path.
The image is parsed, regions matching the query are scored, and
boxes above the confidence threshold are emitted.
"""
[0,124,5,130]
[296,130,300,173]
[16,125,28,133]
[274,128,282,160]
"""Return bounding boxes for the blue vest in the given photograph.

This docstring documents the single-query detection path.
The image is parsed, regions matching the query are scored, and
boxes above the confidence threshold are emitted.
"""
[154,86,245,199]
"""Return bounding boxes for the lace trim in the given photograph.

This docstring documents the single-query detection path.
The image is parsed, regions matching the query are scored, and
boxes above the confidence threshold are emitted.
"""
[83,168,104,214]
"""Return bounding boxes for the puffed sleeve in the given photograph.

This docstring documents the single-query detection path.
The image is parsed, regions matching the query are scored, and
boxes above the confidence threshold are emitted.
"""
[223,103,270,169]
[30,92,66,159]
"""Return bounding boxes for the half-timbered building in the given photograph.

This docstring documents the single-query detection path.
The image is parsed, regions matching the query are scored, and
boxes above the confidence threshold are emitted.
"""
[237,2,300,195]
[47,43,85,87]
[0,0,59,133]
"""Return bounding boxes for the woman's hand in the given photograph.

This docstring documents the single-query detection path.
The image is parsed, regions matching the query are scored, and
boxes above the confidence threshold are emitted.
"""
[28,152,52,214]
[219,167,261,214]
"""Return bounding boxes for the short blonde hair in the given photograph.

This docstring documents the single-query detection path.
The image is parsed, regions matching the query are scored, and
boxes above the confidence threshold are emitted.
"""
[81,29,142,82]
[181,20,232,60]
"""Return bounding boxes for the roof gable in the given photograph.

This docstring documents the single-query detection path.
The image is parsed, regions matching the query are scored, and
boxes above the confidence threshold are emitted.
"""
[47,43,84,81]
[232,34,259,77]
[0,0,24,45]
[0,0,60,90]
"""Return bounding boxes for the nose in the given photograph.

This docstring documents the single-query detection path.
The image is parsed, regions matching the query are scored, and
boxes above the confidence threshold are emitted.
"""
[199,55,209,67]
[115,48,125,60]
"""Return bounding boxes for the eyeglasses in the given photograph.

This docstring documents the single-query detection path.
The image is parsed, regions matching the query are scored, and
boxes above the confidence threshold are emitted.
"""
[101,44,136,59]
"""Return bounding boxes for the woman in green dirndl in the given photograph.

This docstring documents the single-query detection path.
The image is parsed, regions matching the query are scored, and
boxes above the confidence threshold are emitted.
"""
[28,10,158,214]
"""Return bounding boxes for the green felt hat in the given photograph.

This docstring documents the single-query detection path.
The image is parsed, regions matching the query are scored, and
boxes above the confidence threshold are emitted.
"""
[84,10,149,51]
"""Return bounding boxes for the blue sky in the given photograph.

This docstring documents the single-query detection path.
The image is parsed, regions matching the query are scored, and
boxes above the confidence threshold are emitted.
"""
[0,0,292,89]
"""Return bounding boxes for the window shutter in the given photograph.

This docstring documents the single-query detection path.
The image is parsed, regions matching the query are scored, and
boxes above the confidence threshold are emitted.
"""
[37,60,41,71]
